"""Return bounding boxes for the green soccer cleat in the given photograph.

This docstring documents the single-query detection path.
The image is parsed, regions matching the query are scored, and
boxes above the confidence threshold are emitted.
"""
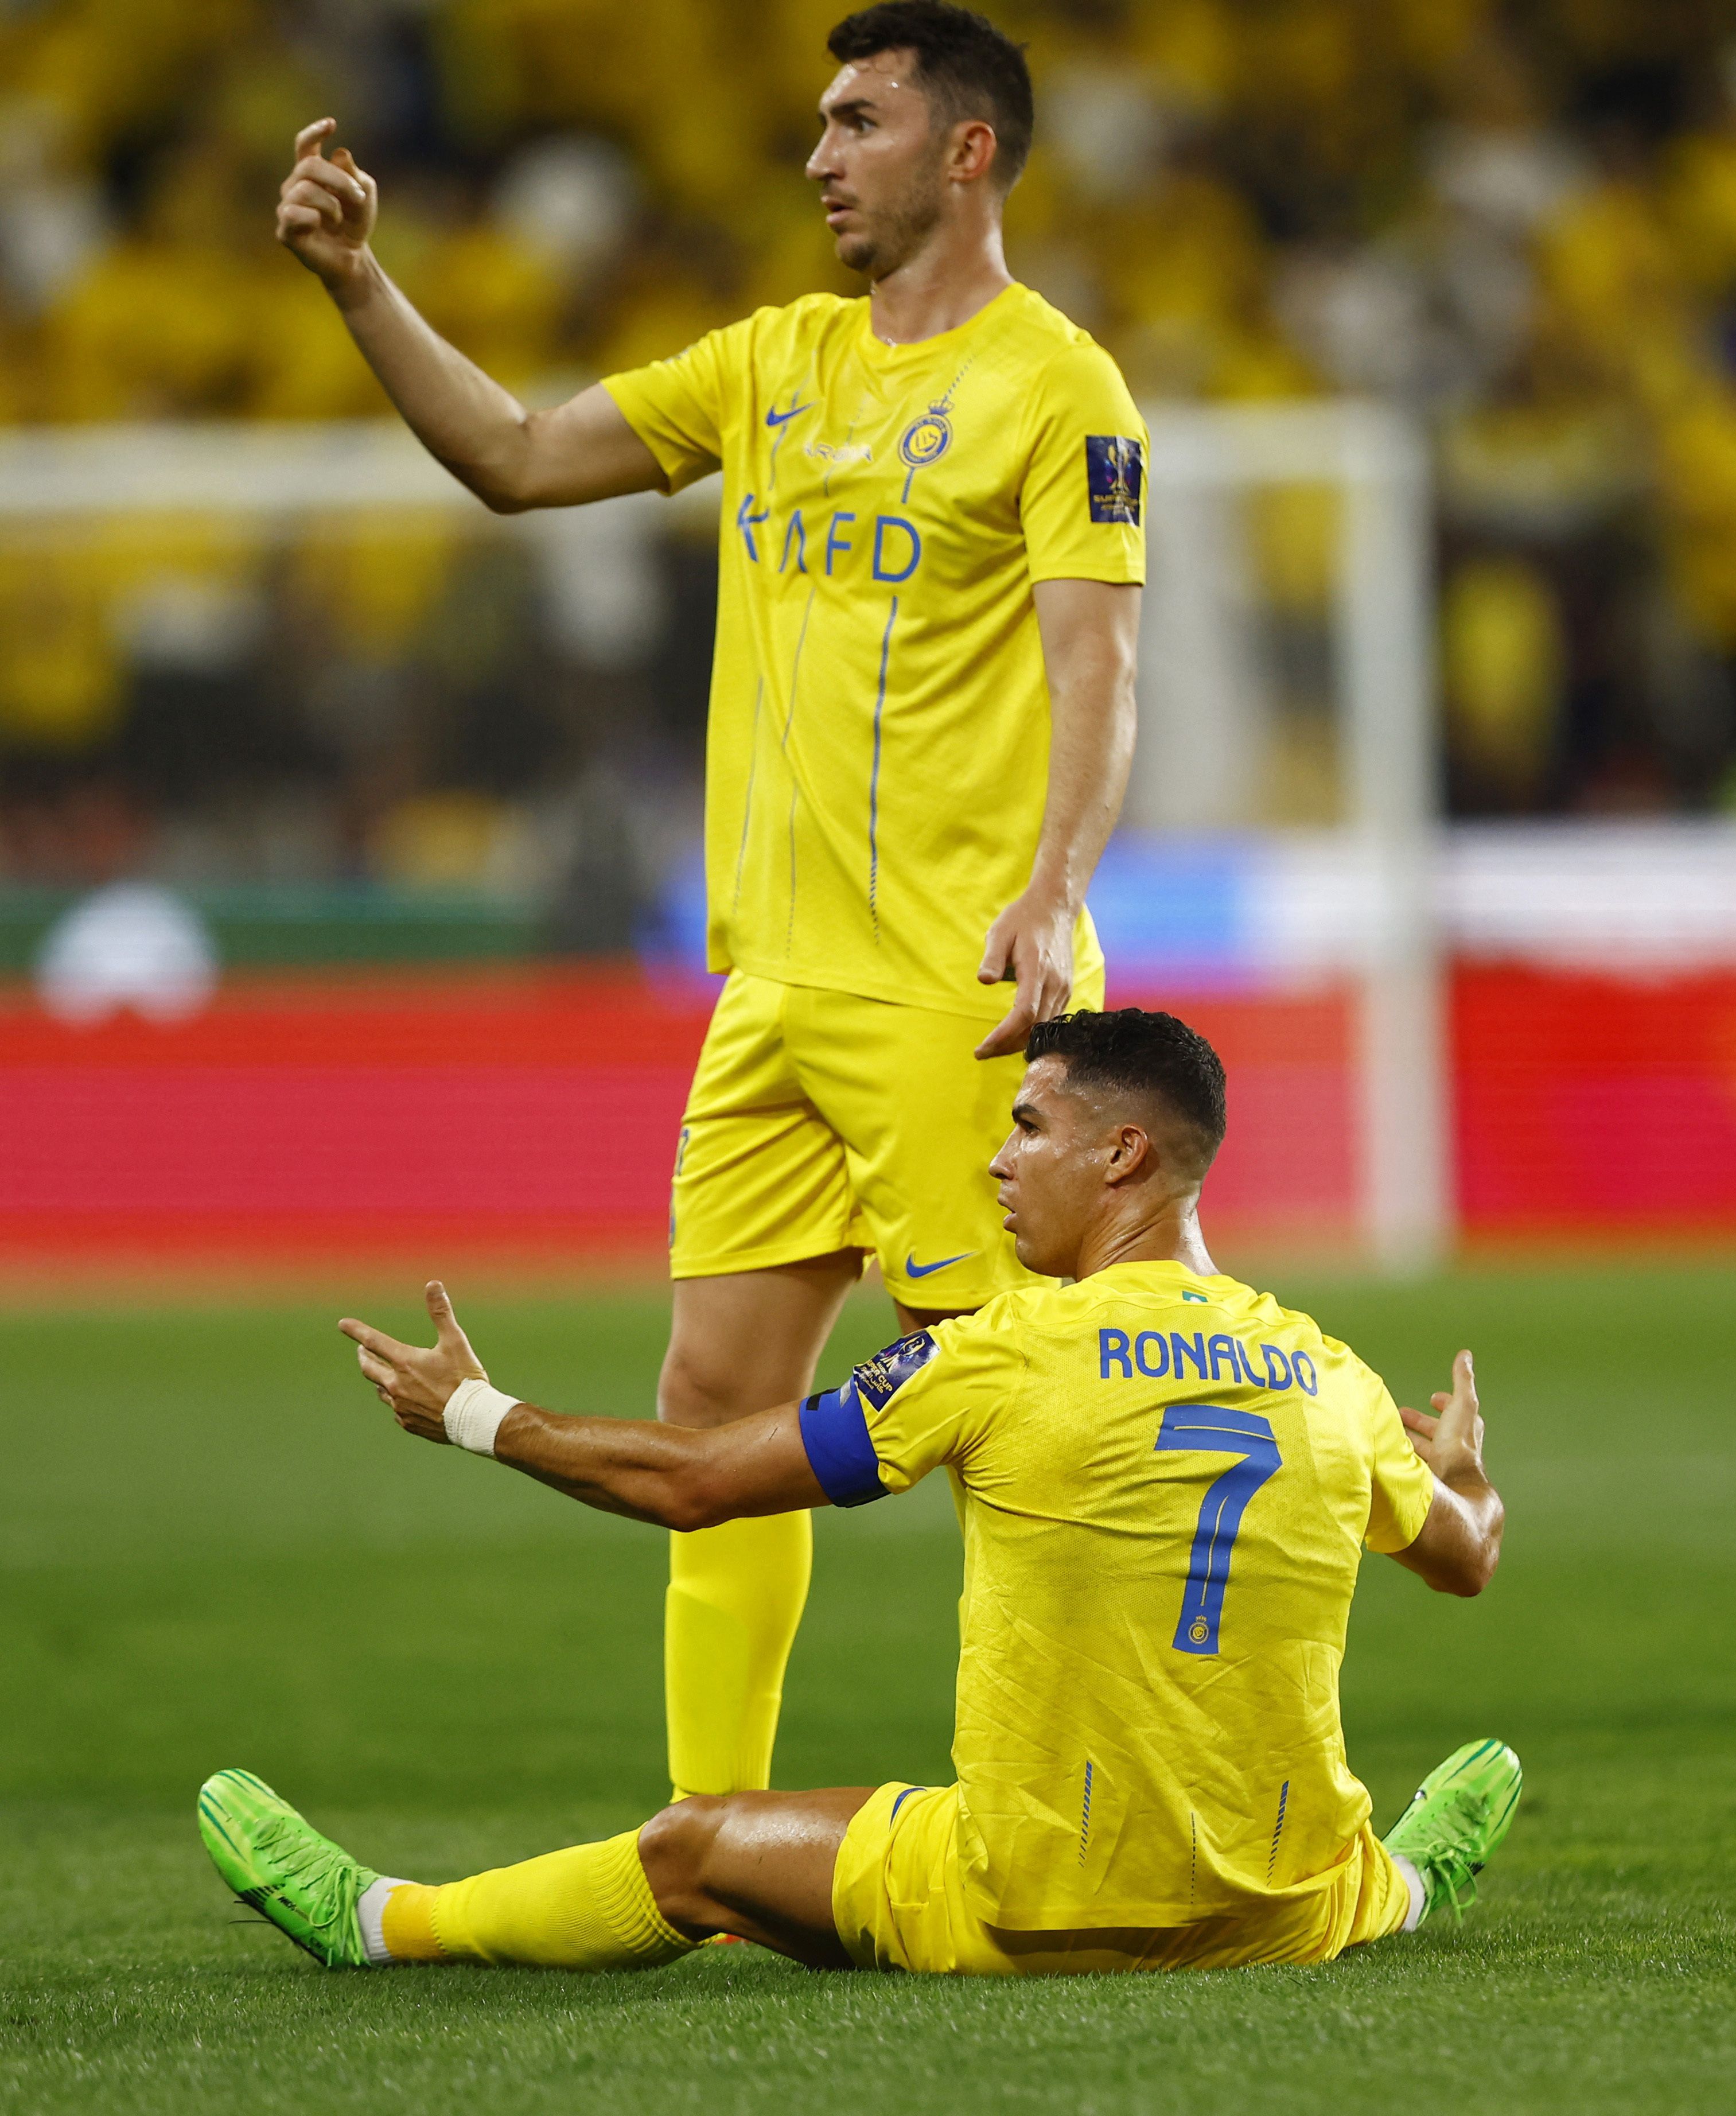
[1382,1737,1523,1925]
[197,1767,378,1968]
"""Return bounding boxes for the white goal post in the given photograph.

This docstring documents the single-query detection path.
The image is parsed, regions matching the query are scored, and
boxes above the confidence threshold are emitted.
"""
[1135,402,1448,1275]
[0,400,1449,1273]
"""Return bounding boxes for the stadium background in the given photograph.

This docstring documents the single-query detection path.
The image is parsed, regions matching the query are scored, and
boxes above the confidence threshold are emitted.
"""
[4,7,1733,2111]
[2,0,1736,1264]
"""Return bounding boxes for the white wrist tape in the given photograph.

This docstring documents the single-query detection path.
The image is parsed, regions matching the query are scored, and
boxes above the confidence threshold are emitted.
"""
[442,1376,520,1457]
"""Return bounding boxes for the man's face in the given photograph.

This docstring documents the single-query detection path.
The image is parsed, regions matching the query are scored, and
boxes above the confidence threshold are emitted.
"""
[989,1056,1119,1278]
[806,48,951,275]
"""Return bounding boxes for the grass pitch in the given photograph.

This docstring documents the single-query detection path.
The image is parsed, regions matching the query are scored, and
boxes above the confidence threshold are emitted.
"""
[3,1264,1732,2114]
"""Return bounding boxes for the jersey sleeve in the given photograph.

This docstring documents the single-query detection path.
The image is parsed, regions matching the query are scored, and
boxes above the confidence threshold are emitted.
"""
[1363,1380,1437,1553]
[601,317,752,493]
[1017,341,1147,586]
[798,1310,1019,1507]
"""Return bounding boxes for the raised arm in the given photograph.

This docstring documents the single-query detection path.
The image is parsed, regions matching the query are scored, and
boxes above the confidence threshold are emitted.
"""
[974,578,1139,1059]
[338,1283,826,1530]
[496,1397,822,1531]
[1389,1350,1505,1597]
[277,119,663,513]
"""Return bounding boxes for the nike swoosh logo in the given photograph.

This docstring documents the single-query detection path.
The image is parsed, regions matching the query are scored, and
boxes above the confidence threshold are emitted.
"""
[765,400,813,427]
[905,1251,974,1279]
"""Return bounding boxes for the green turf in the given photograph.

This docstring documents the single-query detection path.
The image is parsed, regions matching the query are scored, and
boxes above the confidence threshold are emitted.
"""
[3,1265,1732,2113]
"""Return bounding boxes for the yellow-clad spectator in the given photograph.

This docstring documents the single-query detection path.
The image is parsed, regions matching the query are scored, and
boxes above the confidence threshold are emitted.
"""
[40,138,271,420]
[1534,172,1692,408]
[0,513,262,752]
[1442,554,1565,806]
[1655,380,1736,656]
[1659,101,1736,299]
[289,511,461,665]
[0,0,264,170]
[403,213,571,395]
[249,270,399,421]
[0,539,124,748]
[437,0,762,217]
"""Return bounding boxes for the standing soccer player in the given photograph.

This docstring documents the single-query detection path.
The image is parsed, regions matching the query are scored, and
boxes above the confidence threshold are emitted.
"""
[275,2,1146,1802]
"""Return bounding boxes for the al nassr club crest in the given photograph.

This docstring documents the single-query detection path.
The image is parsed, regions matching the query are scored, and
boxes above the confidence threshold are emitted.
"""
[899,404,953,470]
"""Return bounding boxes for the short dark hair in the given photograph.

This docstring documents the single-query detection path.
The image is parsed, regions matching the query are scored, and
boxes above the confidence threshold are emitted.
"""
[1025,1009,1228,1181]
[827,2,1034,190]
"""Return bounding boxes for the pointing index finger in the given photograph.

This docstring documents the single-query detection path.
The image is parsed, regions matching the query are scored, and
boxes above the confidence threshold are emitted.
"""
[294,118,337,160]
[338,1316,408,1360]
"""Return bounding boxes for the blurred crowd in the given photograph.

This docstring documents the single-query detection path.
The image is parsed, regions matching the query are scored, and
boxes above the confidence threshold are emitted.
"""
[2,0,1736,916]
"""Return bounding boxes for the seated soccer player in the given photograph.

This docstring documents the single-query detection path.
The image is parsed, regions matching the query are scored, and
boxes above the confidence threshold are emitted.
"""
[199,1008,1519,1977]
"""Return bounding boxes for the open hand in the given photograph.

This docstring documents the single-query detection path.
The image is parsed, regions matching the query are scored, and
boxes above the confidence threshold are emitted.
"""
[277,119,377,290]
[974,888,1076,1060]
[1399,1349,1486,1488]
[338,1281,486,1443]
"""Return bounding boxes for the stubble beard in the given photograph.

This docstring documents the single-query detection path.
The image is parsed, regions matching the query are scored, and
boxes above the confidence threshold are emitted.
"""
[834,157,947,279]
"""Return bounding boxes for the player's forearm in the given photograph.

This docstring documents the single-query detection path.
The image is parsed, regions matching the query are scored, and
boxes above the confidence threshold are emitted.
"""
[972,591,1139,1052]
[1400,1470,1505,1597]
[490,1403,719,1527]
[1027,579,1140,911]
[328,253,543,511]
[489,1399,822,1531]
[1028,657,1136,911]
[1443,1468,1505,1592]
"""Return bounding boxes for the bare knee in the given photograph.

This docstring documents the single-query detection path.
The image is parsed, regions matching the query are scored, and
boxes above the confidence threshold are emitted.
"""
[657,1341,752,1428]
[658,1322,826,1428]
[659,1257,860,1429]
[636,1797,732,1937]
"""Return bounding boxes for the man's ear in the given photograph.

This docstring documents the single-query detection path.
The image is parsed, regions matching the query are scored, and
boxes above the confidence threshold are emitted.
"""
[948,118,998,184]
[1105,1123,1152,1187]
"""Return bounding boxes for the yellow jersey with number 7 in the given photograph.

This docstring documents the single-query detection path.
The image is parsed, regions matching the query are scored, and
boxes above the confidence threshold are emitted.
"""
[797,1258,1438,1930]
[602,285,1145,1024]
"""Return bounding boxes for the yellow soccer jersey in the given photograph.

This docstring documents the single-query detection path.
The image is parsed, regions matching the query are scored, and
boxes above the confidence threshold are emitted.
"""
[602,286,1145,1022]
[797,1260,1437,1931]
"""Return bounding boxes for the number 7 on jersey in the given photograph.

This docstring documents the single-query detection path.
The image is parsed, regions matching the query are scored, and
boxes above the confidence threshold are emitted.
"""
[1156,1405,1283,1656]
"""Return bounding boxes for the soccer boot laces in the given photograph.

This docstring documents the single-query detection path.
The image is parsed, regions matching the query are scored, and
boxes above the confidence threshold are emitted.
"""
[197,1767,379,1968]
[1381,1737,1523,1924]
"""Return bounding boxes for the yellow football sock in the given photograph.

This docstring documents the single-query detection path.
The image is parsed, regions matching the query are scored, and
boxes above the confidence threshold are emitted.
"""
[380,1882,444,1961]
[665,1510,812,1798]
[380,1829,696,1970]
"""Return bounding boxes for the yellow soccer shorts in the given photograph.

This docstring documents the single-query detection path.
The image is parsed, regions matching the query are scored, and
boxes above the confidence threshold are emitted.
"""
[831,1783,1412,1976]
[669,967,1103,1312]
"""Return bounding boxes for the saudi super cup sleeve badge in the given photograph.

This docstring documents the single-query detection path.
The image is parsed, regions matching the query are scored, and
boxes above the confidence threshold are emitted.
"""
[1086,434,1145,524]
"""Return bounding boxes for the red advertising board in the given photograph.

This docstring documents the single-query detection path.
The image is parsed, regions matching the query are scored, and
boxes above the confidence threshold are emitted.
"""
[1,964,1731,1273]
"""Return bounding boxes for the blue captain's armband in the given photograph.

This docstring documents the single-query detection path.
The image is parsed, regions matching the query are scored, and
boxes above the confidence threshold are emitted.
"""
[800,1333,937,1507]
[799,1381,888,1508]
